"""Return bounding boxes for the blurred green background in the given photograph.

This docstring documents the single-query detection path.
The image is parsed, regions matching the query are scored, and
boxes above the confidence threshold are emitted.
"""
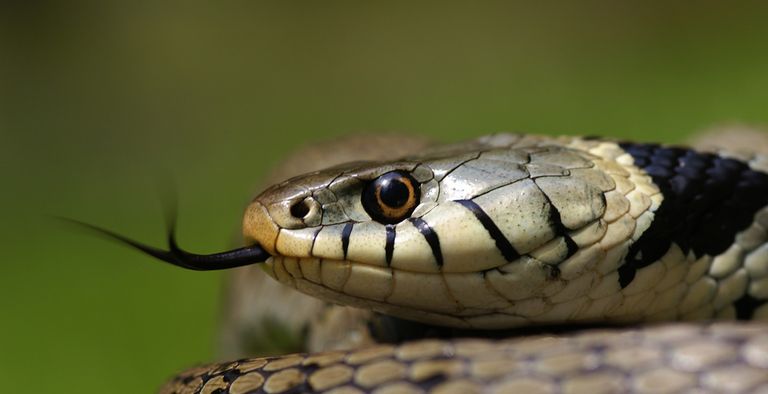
[3,1,768,392]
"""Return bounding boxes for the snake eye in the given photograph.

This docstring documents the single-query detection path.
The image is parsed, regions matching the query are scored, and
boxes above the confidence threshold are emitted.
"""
[362,171,420,224]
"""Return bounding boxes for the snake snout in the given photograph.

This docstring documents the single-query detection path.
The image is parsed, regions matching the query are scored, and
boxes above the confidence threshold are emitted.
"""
[242,200,282,256]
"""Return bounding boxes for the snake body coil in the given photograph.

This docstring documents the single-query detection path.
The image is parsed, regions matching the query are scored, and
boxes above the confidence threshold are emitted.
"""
[120,134,768,393]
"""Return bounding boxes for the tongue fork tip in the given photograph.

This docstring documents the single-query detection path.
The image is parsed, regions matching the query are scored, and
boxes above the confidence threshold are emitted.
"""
[59,217,271,271]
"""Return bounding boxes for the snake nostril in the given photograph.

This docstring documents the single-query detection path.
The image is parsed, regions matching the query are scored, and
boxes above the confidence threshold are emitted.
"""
[289,199,311,219]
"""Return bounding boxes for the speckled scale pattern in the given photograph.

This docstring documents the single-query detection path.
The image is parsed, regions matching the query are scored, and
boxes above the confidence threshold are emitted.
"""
[160,323,768,394]
[618,143,768,285]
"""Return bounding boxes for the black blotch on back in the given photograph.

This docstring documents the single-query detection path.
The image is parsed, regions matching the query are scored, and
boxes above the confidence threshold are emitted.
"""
[618,143,768,288]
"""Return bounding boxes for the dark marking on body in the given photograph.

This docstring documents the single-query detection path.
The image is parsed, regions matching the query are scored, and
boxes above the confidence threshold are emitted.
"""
[222,369,242,383]
[547,264,561,280]
[734,293,763,320]
[563,236,579,259]
[385,224,395,265]
[341,222,354,259]
[410,217,444,266]
[617,262,636,289]
[541,188,579,261]
[618,143,768,317]
[456,199,521,262]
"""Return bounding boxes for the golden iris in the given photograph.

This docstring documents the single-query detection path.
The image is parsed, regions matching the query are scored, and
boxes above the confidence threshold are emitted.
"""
[362,171,420,224]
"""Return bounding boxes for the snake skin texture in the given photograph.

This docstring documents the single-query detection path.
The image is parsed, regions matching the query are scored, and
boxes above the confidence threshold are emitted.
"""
[160,323,768,394]
[159,134,768,393]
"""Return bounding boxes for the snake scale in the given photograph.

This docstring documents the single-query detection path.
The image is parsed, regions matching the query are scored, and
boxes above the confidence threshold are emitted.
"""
[96,134,768,393]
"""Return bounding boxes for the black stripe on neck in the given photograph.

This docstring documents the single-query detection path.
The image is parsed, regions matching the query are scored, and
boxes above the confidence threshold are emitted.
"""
[618,142,768,289]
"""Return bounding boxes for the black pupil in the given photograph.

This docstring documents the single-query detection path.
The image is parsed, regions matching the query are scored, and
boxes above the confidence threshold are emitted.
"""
[379,178,409,208]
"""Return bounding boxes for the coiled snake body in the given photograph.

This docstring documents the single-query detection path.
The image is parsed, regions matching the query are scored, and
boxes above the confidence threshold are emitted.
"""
[103,134,768,393]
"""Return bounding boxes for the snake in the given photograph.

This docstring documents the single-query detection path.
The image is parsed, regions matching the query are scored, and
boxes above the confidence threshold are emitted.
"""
[88,133,768,393]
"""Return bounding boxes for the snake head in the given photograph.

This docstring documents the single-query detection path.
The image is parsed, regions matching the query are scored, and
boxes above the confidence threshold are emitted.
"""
[79,134,661,329]
[241,135,655,329]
